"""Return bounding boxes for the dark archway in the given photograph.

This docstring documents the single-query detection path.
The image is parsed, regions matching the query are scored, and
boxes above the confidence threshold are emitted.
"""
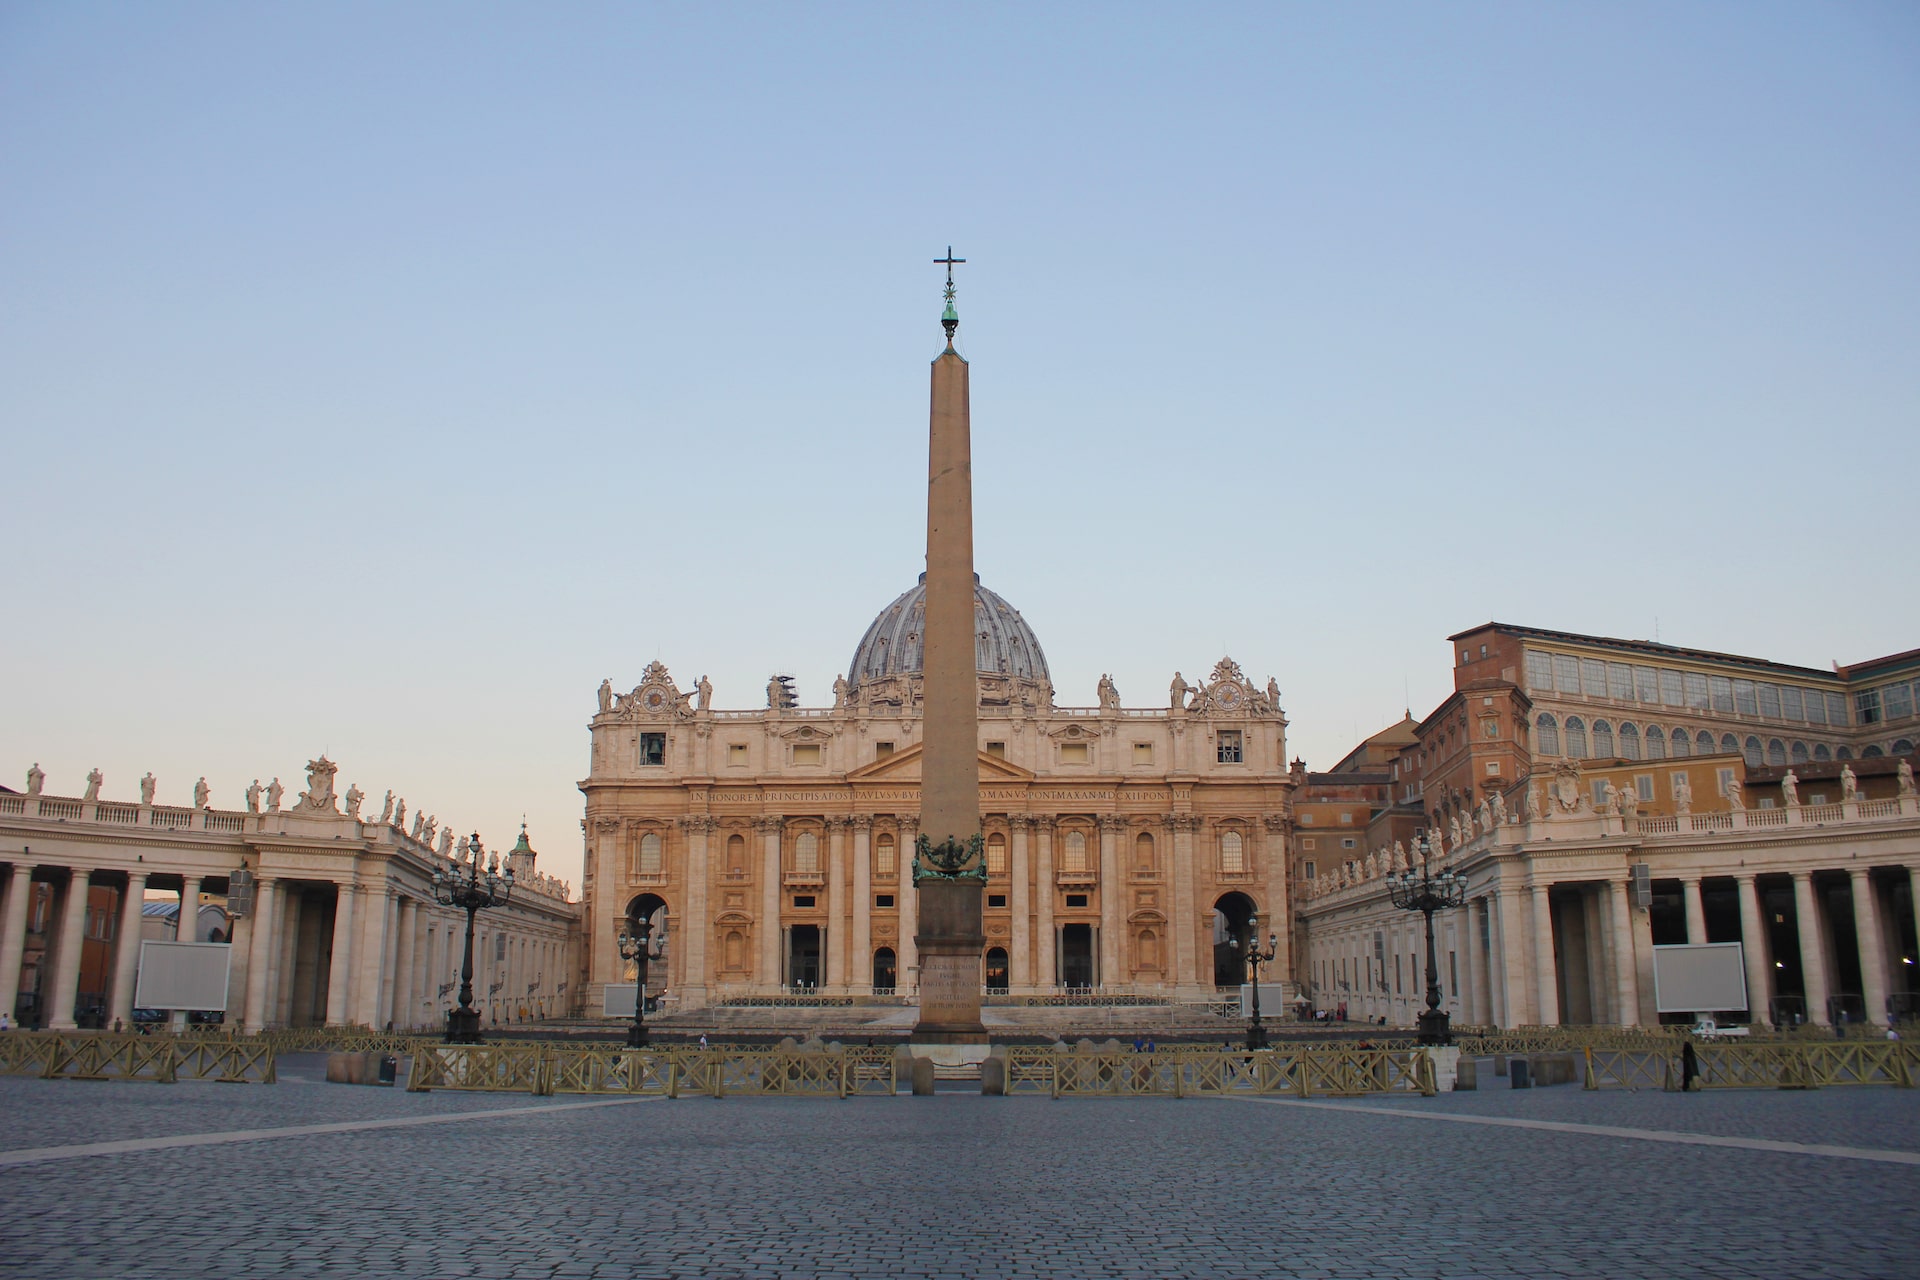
[624,893,668,1004]
[984,947,1010,993]
[1060,924,1094,989]
[788,924,821,990]
[872,947,896,993]
[1213,892,1257,987]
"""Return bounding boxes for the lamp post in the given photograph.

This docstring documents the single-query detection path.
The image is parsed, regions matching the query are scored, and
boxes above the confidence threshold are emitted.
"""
[618,911,668,1048]
[1387,833,1467,1045]
[1236,912,1281,1050]
[432,833,513,1044]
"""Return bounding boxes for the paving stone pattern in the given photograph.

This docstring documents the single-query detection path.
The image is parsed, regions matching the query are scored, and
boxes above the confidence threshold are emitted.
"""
[2,1069,1917,1279]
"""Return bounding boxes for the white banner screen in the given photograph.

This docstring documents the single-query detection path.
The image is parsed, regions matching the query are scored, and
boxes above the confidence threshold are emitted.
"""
[1651,942,1748,1014]
[133,941,232,1011]
[603,983,637,1018]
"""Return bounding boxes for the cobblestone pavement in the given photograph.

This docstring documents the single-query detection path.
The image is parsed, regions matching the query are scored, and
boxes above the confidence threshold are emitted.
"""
[3,1069,1917,1279]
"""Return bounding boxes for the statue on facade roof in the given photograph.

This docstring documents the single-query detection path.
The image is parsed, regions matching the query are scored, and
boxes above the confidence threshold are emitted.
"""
[1899,757,1914,798]
[344,783,364,820]
[1169,671,1188,710]
[598,678,613,714]
[1781,770,1800,807]
[438,827,452,857]
[1673,773,1692,814]
[193,777,210,809]
[697,674,713,711]
[25,762,44,795]
[1477,798,1492,832]
[1723,774,1743,811]
[246,779,262,813]
[83,768,102,801]
[1267,677,1281,709]
[1619,784,1639,818]
[1097,673,1120,710]
[1841,763,1858,803]
[379,790,394,823]
[833,674,850,709]
[140,772,156,805]
[394,797,406,829]
[1492,789,1508,827]
[1392,841,1407,873]
[422,815,438,847]
[410,808,424,838]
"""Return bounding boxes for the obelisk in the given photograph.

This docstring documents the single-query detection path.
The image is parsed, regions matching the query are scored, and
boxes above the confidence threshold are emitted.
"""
[911,249,988,1043]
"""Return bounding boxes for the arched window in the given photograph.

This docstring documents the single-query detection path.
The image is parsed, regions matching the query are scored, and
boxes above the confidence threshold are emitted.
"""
[1669,727,1690,758]
[1791,741,1809,764]
[1138,929,1161,970]
[876,833,896,877]
[726,833,746,873]
[1894,739,1915,756]
[1220,830,1245,874]
[1837,746,1854,760]
[1718,733,1738,757]
[986,832,1007,876]
[1063,830,1089,874]
[794,831,819,874]
[984,947,1010,992]
[1565,717,1588,758]
[1645,726,1666,759]
[1619,723,1640,760]
[1592,720,1615,757]
[1693,730,1712,755]
[1767,739,1786,766]
[1742,736,1762,766]
[637,832,662,875]
[872,947,896,991]
[1134,831,1155,871]
[1863,745,1884,758]
[1535,714,1560,756]
[1814,744,1832,762]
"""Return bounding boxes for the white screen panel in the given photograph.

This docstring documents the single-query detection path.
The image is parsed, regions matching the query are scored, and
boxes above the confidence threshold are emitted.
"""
[133,941,232,1011]
[1651,943,1748,1014]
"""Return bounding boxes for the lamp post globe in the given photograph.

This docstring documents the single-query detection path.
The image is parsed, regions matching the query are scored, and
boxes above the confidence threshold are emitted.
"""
[1236,911,1282,1051]
[619,909,667,1048]
[1387,834,1467,1045]
[432,833,514,1044]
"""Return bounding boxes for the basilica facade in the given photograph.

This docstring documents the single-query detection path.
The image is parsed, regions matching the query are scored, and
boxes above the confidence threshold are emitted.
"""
[579,575,1297,1013]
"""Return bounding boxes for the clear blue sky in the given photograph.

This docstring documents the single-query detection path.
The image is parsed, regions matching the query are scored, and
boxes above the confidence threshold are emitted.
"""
[4,3,1916,887]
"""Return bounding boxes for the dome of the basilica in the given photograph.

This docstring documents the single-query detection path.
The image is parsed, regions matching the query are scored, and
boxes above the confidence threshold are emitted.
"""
[848,574,1050,689]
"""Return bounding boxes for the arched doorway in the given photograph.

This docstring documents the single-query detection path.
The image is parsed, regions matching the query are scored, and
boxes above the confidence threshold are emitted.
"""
[872,947,896,993]
[788,924,821,990]
[1060,924,1095,989]
[984,947,1009,993]
[1212,892,1256,988]
[625,893,668,1010]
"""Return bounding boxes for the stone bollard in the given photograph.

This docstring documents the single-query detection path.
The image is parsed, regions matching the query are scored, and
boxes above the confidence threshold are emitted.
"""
[1453,1057,1478,1091]
[1493,1054,1509,1077]
[980,1057,1006,1096]
[325,1051,389,1086]
[911,1056,937,1096]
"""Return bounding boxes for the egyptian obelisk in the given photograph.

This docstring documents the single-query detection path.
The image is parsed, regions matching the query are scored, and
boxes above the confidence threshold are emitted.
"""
[911,249,988,1043]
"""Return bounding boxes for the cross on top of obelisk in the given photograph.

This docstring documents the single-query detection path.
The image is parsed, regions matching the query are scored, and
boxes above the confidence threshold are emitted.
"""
[936,246,964,346]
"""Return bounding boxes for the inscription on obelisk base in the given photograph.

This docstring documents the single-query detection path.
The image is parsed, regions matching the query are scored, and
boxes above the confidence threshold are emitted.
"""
[911,248,989,1047]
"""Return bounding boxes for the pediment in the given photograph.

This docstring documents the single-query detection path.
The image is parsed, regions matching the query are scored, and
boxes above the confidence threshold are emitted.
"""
[845,742,1035,783]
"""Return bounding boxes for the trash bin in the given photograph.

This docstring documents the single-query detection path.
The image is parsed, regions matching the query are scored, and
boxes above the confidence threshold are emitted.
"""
[1509,1057,1532,1089]
[378,1055,398,1085]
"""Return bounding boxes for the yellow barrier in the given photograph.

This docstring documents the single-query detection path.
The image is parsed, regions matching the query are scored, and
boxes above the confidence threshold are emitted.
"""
[0,1032,276,1084]
[1004,1046,1436,1098]
[1582,1041,1918,1090]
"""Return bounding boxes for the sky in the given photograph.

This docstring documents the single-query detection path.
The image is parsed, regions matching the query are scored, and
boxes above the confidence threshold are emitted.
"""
[3,3,1916,890]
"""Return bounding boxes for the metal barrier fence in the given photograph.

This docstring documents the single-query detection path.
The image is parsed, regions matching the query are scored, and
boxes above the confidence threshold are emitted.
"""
[1003,1045,1437,1098]
[407,1044,902,1098]
[0,1032,276,1083]
[1582,1041,1918,1090]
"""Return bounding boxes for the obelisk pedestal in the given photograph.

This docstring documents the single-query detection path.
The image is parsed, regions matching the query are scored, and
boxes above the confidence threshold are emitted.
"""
[911,263,988,1045]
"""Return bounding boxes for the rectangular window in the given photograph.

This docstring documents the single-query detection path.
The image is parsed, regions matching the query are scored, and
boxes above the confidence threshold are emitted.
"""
[1303,860,1316,879]
[1635,775,1654,801]
[1065,893,1089,908]
[1804,690,1827,725]
[987,894,1007,908]
[1885,682,1914,722]
[727,743,748,767]
[792,744,822,765]
[1299,813,1314,825]
[1554,653,1581,694]
[1133,743,1153,764]
[1341,837,1356,849]
[1685,672,1710,709]
[495,933,507,962]
[875,894,895,908]
[639,733,667,767]
[1338,812,1353,825]
[1635,666,1659,702]
[1301,837,1316,849]
[985,741,1006,758]
[1486,760,1501,775]
[1782,686,1805,721]
[1709,676,1734,713]
[1581,659,1607,697]
[1448,951,1458,998]
[1826,693,1849,726]
[874,742,894,758]
[1526,651,1553,691]
[1059,742,1090,764]
[1757,683,1781,719]
[1216,731,1244,764]
[792,895,816,908]
[1661,669,1685,706]
[1733,680,1758,716]
[1855,689,1882,725]
[1608,663,1634,700]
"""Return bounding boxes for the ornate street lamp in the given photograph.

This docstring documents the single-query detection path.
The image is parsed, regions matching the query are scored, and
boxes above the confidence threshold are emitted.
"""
[618,910,668,1048]
[1236,912,1281,1050]
[1387,833,1468,1045]
[432,833,513,1044]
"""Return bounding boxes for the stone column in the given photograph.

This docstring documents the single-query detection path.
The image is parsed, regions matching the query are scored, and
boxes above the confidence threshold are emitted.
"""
[109,871,149,1029]
[680,818,710,1007]
[897,817,918,995]
[1682,877,1708,944]
[1008,817,1032,992]
[1263,814,1292,986]
[46,870,92,1030]
[324,883,357,1026]
[178,876,202,941]
[1170,815,1200,995]
[1467,897,1492,1027]
[827,818,849,993]
[760,817,783,993]
[1850,869,1889,1026]
[1495,884,1528,1026]
[1792,871,1830,1025]
[357,888,397,1028]
[1097,816,1123,991]
[1530,882,1559,1027]
[0,864,34,1018]
[1034,819,1056,995]
[242,879,281,1031]
[391,898,416,1030]
[1607,878,1641,1027]
[1735,874,1772,1024]
[850,816,872,994]
[410,906,430,1028]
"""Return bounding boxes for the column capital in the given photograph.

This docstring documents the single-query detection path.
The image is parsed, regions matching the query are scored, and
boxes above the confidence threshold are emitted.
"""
[1032,815,1056,833]
[1678,874,1702,886]
[1733,871,1757,884]
[756,815,785,833]
[1847,866,1870,882]
[1007,814,1032,832]
[849,814,875,831]
[1097,814,1127,833]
